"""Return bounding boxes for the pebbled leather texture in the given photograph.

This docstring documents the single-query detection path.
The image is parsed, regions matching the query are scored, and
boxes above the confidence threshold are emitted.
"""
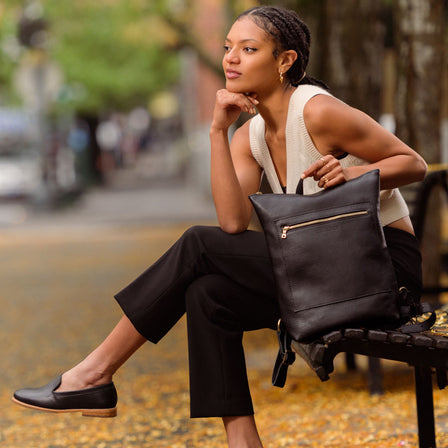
[13,375,118,411]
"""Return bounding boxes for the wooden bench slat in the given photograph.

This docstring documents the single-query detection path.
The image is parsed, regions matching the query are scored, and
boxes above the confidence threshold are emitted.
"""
[321,330,343,344]
[410,334,435,347]
[434,336,448,349]
[387,331,410,345]
[344,328,366,339]
[367,329,388,342]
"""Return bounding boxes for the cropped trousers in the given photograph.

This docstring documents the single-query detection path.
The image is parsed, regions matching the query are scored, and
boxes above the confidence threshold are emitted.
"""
[114,225,422,418]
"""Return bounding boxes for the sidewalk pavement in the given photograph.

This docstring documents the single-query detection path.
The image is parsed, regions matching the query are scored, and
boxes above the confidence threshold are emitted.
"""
[0,176,217,232]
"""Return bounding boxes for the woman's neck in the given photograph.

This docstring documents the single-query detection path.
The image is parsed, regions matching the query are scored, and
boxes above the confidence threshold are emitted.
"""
[256,85,296,134]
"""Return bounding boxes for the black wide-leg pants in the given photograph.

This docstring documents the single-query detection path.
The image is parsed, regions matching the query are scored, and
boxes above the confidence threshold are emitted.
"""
[114,225,422,418]
[114,225,279,417]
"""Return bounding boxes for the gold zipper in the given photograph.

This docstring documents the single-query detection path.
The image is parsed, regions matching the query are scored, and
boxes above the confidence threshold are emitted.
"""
[281,210,368,239]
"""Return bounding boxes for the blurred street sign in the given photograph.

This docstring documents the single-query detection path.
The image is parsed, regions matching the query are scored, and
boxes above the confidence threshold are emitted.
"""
[14,52,63,111]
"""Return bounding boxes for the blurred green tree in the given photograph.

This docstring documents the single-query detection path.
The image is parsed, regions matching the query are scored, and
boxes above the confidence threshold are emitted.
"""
[0,0,255,112]
[43,0,180,114]
[0,0,181,113]
[0,1,23,103]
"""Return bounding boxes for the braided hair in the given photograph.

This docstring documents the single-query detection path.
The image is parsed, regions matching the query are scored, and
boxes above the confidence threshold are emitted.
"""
[237,6,328,90]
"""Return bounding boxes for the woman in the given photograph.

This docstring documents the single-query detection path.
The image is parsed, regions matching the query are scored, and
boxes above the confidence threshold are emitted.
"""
[13,6,426,448]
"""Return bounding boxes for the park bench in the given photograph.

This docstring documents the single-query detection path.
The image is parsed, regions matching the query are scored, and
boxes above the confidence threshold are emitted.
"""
[275,169,448,448]
[289,325,448,448]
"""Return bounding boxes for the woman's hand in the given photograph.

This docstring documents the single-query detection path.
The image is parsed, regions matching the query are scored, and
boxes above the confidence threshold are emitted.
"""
[301,155,348,189]
[210,90,259,132]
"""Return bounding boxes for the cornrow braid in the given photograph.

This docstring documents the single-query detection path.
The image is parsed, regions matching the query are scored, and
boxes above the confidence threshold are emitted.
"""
[237,6,328,90]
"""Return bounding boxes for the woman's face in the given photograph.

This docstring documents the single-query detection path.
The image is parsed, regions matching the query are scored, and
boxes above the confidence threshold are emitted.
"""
[223,17,279,94]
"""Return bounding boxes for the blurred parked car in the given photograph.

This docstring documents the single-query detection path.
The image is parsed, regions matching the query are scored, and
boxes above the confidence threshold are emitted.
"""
[0,148,43,199]
[0,109,44,200]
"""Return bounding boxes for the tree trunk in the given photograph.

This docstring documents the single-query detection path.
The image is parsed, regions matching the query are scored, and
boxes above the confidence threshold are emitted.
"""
[321,0,386,119]
[394,0,446,302]
[394,0,445,162]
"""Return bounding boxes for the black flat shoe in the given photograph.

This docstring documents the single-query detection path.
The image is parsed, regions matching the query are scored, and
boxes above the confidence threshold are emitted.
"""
[12,375,118,417]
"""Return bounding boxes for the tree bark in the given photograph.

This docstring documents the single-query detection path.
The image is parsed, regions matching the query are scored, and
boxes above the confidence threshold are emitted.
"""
[394,0,445,162]
[321,0,386,119]
[394,0,446,302]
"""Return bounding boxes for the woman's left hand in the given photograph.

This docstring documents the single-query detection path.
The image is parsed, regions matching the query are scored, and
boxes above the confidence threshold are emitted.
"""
[301,155,348,189]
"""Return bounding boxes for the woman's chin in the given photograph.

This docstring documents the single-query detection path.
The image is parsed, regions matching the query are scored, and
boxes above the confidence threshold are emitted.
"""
[225,80,248,94]
[226,86,254,96]
[226,87,244,94]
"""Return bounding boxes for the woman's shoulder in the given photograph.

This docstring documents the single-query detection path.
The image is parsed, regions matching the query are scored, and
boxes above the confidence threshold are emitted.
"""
[291,84,333,106]
[304,93,342,116]
[303,93,355,134]
[289,85,336,129]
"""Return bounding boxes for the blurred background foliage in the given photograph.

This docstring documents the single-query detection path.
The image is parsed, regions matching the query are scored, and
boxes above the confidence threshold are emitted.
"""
[1,0,182,113]
[2,0,445,120]
[0,0,257,114]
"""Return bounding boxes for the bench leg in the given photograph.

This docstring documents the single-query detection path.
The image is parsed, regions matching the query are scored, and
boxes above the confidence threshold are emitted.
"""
[345,353,357,371]
[414,365,436,448]
[368,357,383,395]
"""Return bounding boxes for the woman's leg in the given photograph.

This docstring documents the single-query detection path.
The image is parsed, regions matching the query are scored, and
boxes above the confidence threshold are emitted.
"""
[42,226,273,394]
[185,274,278,447]
[223,416,263,448]
[186,274,277,417]
[18,226,275,405]
[57,315,146,392]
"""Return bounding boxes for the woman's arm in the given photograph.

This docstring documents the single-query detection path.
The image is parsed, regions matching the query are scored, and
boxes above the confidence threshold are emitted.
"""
[210,90,261,234]
[301,95,427,189]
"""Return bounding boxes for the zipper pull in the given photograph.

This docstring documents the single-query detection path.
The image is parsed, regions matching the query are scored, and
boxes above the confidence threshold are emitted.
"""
[281,226,289,239]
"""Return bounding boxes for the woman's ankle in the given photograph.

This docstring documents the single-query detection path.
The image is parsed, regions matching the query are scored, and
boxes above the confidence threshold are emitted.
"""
[57,366,113,392]
[223,415,263,448]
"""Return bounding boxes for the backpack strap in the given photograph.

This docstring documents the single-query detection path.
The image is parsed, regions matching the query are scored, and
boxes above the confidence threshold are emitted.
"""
[397,287,436,333]
[272,319,296,388]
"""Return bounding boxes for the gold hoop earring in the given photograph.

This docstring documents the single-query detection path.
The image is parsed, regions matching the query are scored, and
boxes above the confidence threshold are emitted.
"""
[279,71,284,84]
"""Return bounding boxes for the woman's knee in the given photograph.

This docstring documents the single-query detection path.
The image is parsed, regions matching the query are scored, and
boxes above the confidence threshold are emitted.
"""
[177,226,220,255]
[181,225,221,242]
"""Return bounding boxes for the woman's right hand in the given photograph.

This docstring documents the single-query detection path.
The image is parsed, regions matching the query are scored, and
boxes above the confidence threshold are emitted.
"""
[210,89,258,132]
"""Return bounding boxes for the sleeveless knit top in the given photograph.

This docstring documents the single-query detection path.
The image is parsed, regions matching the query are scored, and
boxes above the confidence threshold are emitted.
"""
[248,84,409,227]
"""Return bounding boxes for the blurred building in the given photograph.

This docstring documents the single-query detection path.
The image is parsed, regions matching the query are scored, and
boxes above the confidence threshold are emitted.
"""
[178,0,226,194]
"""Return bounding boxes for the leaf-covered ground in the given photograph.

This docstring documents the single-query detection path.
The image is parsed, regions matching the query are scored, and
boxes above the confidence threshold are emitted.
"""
[1,224,448,447]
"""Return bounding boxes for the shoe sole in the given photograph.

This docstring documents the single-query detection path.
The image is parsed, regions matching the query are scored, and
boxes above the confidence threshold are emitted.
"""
[11,396,117,418]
